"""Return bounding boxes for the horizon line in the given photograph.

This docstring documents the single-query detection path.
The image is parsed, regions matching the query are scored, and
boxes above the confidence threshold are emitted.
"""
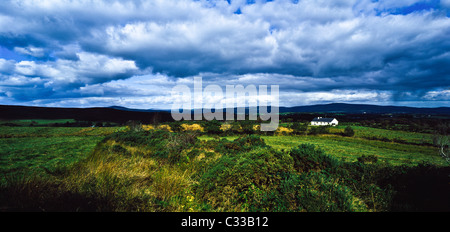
[1,102,450,111]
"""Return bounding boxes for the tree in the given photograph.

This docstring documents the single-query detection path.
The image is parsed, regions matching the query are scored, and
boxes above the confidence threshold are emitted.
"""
[343,126,355,137]
[433,123,450,164]
[203,120,221,134]
[290,122,307,135]
[239,120,254,134]
[127,120,143,132]
[433,134,449,164]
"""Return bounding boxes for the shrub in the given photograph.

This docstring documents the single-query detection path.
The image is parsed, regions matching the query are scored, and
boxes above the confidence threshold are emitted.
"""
[142,125,154,131]
[337,162,396,212]
[357,155,378,164]
[214,135,268,154]
[202,120,222,134]
[343,126,355,137]
[376,163,450,212]
[126,121,143,132]
[231,122,243,134]
[309,126,329,135]
[166,132,199,164]
[290,122,307,135]
[275,127,293,135]
[239,121,255,134]
[197,147,294,211]
[181,123,204,132]
[220,123,232,132]
[111,144,130,156]
[157,124,173,132]
[279,172,367,212]
[288,144,341,173]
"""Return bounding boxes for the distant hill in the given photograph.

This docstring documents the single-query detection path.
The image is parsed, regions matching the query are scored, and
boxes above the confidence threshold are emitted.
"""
[0,105,173,124]
[278,103,450,115]
[108,106,170,112]
[0,103,449,123]
[110,103,450,115]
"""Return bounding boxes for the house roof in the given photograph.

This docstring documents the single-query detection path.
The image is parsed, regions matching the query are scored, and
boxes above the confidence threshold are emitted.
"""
[311,117,337,123]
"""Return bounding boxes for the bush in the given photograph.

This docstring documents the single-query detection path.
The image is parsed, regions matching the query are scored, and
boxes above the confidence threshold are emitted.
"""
[357,155,378,164]
[197,147,294,211]
[290,122,307,135]
[308,126,329,135]
[111,144,130,156]
[239,121,255,134]
[279,172,367,212]
[157,124,173,132]
[181,123,204,132]
[288,144,341,173]
[202,120,222,134]
[166,132,199,163]
[377,163,450,212]
[168,121,182,132]
[275,127,293,135]
[343,126,355,137]
[214,135,268,154]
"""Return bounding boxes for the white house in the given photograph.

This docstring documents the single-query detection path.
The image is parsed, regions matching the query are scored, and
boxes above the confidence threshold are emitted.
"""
[310,117,338,126]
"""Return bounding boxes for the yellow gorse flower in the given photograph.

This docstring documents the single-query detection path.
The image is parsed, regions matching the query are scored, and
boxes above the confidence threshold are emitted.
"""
[275,126,293,135]
[181,124,204,132]
[157,124,173,132]
[142,125,154,131]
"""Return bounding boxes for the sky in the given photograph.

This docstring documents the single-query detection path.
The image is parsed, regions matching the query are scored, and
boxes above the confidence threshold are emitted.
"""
[0,0,449,109]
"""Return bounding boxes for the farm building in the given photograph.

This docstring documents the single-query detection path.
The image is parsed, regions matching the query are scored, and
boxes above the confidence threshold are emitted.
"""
[310,117,338,126]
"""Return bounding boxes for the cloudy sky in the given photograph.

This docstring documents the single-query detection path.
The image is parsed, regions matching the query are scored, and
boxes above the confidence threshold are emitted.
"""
[0,0,449,109]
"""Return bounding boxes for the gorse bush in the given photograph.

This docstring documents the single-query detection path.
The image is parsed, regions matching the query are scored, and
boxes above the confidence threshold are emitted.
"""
[197,147,294,211]
[212,134,268,154]
[279,172,367,212]
[343,126,355,137]
[202,120,221,134]
[180,123,204,132]
[308,126,329,135]
[289,144,341,173]
[275,127,294,135]
[290,122,308,135]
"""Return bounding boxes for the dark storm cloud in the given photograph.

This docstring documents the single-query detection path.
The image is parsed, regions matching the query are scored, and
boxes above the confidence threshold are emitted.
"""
[0,0,449,108]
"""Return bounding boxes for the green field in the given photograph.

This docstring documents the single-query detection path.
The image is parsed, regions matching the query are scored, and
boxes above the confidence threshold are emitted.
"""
[198,124,443,166]
[0,119,78,127]
[200,133,442,166]
[332,125,433,144]
[0,122,448,212]
[0,126,126,182]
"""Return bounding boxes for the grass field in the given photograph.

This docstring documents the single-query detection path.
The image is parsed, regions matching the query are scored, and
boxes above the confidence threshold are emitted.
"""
[0,122,448,212]
[199,133,443,166]
[0,119,77,126]
[1,124,445,182]
[0,126,126,183]
[331,125,433,145]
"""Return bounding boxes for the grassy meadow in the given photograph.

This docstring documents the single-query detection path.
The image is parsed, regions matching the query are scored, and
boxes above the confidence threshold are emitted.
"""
[0,126,126,183]
[0,119,448,212]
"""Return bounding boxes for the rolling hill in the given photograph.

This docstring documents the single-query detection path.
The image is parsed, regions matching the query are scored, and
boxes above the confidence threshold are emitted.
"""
[0,103,449,123]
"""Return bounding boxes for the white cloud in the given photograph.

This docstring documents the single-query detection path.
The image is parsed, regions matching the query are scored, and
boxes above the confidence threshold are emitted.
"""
[423,89,450,100]
[4,52,139,86]
[0,0,449,107]
[0,59,15,73]
[14,46,45,58]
